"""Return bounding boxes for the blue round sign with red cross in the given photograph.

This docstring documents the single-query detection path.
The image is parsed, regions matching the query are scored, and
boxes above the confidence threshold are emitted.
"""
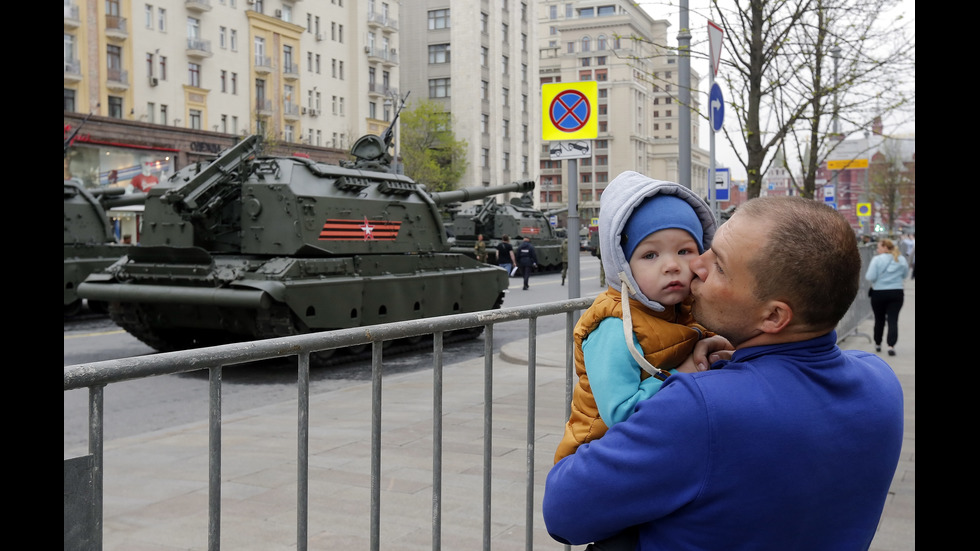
[549,90,591,133]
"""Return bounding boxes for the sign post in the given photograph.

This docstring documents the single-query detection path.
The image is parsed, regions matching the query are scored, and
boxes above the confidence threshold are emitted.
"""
[542,82,598,301]
[707,21,724,223]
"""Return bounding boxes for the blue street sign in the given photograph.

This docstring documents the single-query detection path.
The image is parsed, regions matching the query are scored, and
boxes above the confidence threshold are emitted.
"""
[715,167,730,202]
[710,83,725,133]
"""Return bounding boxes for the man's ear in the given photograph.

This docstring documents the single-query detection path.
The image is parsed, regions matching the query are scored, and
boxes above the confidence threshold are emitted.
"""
[759,300,792,334]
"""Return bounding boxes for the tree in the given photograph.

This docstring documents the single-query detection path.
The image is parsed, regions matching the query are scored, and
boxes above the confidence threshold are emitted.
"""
[867,143,913,234]
[710,0,914,198]
[400,99,469,193]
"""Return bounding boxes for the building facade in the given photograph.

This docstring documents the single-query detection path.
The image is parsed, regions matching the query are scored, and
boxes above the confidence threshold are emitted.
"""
[398,0,538,198]
[536,0,710,229]
[65,0,398,192]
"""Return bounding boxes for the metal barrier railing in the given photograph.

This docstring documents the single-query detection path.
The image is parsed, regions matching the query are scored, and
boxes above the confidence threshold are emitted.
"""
[66,245,875,550]
[65,297,595,551]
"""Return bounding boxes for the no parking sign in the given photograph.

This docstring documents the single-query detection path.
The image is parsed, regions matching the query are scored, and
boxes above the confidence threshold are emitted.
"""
[542,82,598,141]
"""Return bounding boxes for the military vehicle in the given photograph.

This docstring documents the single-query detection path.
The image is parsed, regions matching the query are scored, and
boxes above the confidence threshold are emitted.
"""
[64,181,147,316]
[77,125,534,362]
[448,191,568,272]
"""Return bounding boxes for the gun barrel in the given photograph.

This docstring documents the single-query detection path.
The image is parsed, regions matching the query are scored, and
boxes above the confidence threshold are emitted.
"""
[431,180,534,205]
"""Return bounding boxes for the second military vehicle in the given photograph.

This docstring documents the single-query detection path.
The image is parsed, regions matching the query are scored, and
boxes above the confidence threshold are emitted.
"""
[78,128,533,362]
[448,191,567,272]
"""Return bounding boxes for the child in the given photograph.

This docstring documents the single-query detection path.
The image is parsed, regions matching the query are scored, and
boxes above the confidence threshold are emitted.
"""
[554,171,727,549]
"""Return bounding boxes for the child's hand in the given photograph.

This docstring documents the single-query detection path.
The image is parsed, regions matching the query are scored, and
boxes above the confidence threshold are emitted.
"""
[691,335,735,372]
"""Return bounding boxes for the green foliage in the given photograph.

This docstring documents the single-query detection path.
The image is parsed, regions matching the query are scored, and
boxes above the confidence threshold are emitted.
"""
[400,99,469,193]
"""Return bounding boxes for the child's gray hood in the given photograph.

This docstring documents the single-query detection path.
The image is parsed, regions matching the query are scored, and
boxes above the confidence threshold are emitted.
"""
[598,171,716,312]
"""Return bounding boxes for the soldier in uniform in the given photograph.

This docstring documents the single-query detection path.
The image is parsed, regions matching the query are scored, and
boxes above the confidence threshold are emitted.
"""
[474,234,488,263]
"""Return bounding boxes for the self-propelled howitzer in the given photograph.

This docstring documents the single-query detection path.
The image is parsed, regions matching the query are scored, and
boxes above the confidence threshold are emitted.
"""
[64,181,146,316]
[450,191,568,272]
[78,134,535,361]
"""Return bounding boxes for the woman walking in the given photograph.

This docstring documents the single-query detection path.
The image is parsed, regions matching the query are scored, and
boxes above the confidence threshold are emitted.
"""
[865,239,909,356]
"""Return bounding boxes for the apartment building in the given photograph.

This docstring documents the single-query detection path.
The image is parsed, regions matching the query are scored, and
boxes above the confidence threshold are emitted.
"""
[398,0,537,198]
[64,0,398,189]
[536,0,710,226]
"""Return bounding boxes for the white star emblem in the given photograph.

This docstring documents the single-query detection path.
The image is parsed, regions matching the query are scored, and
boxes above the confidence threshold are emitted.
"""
[360,217,375,240]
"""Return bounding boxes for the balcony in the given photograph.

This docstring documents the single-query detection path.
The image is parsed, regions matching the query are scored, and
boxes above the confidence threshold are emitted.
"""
[254,55,273,74]
[367,12,398,31]
[186,38,213,58]
[106,68,129,92]
[185,0,212,13]
[64,3,80,28]
[255,99,273,116]
[64,60,82,83]
[105,15,127,40]
[365,47,398,66]
[284,102,300,121]
[283,63,299,80]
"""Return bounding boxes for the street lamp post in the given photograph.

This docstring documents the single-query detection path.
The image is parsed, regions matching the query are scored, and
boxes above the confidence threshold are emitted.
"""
[830,46,841,210]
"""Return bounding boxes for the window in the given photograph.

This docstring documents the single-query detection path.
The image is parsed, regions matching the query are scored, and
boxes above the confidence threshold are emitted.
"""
[189,109,201,130]
[219,27,226,48]
[187,17,200,40]
[502,119,509,139]
[144,4,153,28]
[429,44,450,64]
[189,62,200,87]
[146,102,155,123]
[220,70,227,92]
[502,23,509,43]
[502,87,509,106]
[481,47,488,67]
[595,69,607,81]
[64,88,76,112]
[284,124,294,142]
[481,113,488,134]
[230,29,237,51]
[481,12,488,33]
[429,78,450,98]
[581,58,591,67]
[549,5,557,19]
[597,35,607,50]
[481,80,489,100]
[108,95,123,118]
[231,72,237,94]
[254,37,266,66]
[565,3,573,17]
[159,56,167,80]
[596,56,607,65]
[482,148,489,168]
[503,152,510,171]
[502,55,509,74]
[428,9,449,30]
[160,104,168,125]
[145,52,154,77]
[582,36,590,52]
[579,7,595,18]
[567,42,575,54]
[284,45,294,72]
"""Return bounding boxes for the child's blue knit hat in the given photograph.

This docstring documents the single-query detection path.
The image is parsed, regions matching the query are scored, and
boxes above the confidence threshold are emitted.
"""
[621,194,705,260]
